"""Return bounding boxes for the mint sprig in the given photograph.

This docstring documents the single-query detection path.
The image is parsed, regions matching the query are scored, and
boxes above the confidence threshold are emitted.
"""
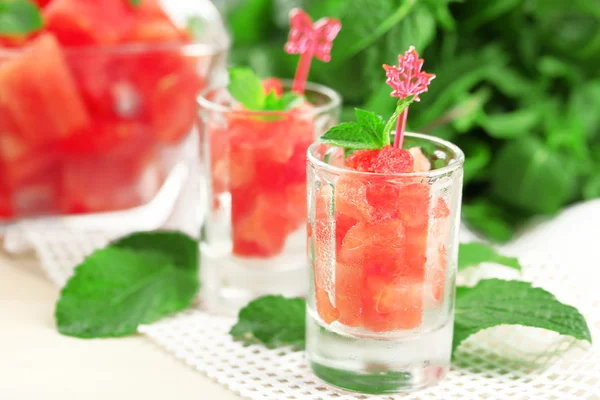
[55,231,198,338]
[0,0,43,37]
[319,110,384,150]
[227,67,303,112]
[320,96,415,150]
[230,295,306,349]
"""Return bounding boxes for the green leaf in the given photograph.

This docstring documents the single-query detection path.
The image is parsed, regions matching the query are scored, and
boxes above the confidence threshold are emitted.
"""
[321,107,389,150]
[451,88,492,133]
[230,295,306,349]
[481,108,542,139]
[381,4,437,65]
[227,67,266,111]
[263,90,281,111]
[355,108,385,146]
[0,0,43,36]
[279,91,304,111]
[111,231,198,274]
[56,247,198,338]
[490,138,578,214]
[458,242,522,271]
[320,122,382,150]
[328,0,417,66]
[462,0,522,31]
[453,279,592,352]
[129,0,141,6]
[411,46,509,130]
[260,90,302,115]
[484,67,535,99]
[422,0,457,31]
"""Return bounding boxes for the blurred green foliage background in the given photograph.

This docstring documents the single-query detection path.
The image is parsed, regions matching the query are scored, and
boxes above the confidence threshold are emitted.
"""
[217,0,600,242]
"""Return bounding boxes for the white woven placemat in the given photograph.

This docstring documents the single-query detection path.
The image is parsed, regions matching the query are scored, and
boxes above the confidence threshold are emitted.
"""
[4,198,600,399]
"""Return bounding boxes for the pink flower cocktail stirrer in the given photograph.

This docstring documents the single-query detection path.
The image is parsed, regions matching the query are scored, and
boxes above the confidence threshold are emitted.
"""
[285,9,341,95]
[384,46,435,148]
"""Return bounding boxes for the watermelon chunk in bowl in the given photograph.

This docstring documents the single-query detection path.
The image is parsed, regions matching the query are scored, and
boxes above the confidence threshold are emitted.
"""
[0,0,228,225]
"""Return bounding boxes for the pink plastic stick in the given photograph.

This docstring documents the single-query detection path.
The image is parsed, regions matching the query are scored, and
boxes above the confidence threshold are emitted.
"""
[285,9,341,95]
[292,50,314,94]
[394,108,409,148]
[384,46,435,147]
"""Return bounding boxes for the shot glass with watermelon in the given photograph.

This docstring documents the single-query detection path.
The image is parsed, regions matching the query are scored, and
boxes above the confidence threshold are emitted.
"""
[197,9,342,314]
[305,47,464,393]
[198,71,341,314]
[0,0,227,228]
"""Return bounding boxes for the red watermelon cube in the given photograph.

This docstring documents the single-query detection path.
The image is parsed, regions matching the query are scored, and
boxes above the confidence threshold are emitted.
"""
[124,0,189,44]
[0,34,90,147]
[44,0,135,46]
[0,134,57,188]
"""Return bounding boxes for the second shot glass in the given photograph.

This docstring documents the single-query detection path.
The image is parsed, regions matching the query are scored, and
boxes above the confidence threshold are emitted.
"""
[198,81,341,315]
[306,133,464,393]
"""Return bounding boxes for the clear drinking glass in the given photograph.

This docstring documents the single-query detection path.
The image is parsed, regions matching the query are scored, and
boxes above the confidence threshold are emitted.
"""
[198,81,341,315]
[0,0,228,233]
[306,133,464,393]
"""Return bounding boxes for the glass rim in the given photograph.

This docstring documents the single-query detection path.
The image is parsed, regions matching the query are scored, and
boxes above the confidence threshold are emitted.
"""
[0,41,226,58]
[308,132,465,179]
[197,79,342,117]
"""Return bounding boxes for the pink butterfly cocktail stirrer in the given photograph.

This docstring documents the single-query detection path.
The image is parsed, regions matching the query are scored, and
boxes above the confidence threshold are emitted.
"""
[284,9,341,95]
[384,46,436,148]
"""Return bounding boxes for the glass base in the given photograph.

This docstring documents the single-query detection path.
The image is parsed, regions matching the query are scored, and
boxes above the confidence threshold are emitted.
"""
[200,242,307,316]
[306,311,452,394]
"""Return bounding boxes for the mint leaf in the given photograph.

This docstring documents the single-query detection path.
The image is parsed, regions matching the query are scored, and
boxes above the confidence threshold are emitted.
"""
[129,0,141,6]
[458,242,522,271]
[0,0,43,36]
[230,295,306,349]
[112,231,198,274]
[321,108,387,150]
[56,247,198,338]
[320,121,383,150]
[454,279,592,352]
[56,231,199,338]
[355,108,385,146]
[228,67,266,111]
[263,91,304,112]
[263,90,280,111]
[279,91,304,111]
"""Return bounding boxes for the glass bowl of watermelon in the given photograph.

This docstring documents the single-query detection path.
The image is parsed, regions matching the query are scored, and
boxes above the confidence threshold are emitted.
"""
[0,0,228,228]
